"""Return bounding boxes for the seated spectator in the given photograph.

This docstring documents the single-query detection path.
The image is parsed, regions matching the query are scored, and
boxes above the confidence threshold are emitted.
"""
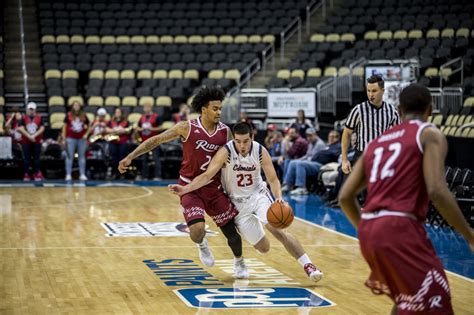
[87,108,108,142]
[289,109,313,138]
[278,126,310,177]
[282,130,341,195]
[4,108,24,158]
[173,103,190,123]
[268,130,284,179]
[17,102,45,181]
[106,108,131,179]
[264,124,277,150]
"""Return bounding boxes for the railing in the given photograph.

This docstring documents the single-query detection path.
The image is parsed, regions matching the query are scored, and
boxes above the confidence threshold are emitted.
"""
[317,77,336,115]
[440,57,464,90]
[305,0,323,35]
[261,43,275,76]
[349,58,367,94]
[221,87,241,124]
[19,0,29,104]
[443,87,463,112]
[280,17,302,62]
[428,88,443,112]
[239,58,261,88]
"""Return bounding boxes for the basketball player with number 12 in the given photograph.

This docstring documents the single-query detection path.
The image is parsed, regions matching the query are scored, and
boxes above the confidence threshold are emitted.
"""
[169,122,324,282]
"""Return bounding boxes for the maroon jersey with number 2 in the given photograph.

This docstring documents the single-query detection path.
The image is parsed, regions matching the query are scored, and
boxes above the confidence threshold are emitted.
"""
[179,118,238,227]
[358,120,453,314]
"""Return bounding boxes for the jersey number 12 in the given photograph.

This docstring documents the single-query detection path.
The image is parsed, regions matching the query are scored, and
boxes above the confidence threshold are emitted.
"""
[369,142,401,183]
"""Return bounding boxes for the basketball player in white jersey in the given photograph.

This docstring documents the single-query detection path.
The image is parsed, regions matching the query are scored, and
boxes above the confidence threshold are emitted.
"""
[169,122,323,282]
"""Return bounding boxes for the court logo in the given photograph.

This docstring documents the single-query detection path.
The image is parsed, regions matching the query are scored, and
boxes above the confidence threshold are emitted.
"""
[174,287,335,309]
[101,222,218,237]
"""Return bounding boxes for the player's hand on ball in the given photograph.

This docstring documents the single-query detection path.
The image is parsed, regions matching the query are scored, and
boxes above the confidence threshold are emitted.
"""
[168,184,186,196]
[118,157,132,174]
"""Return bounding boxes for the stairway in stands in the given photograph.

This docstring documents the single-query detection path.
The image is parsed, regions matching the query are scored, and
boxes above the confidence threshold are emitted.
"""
[248,0,342,88]
[3,0,47,117]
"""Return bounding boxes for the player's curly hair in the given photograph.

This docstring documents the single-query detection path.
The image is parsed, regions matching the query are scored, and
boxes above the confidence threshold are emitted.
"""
[191,87,226,113]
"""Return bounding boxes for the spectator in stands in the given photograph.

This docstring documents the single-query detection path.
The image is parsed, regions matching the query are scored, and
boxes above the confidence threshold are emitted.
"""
[136,102,162,180]
[239,110,257,136]
[341,75,400,174]
[264,124,277,150]
[277,126,309,176]
[268,130,284,179]
[106,108,131,179]
[4,107,24,156]
[87,108,108,142]
[17,102,45,181]
[62,100,89,181]
[173,103,190,123]
[290,109,313,138]
[282,130,340,195]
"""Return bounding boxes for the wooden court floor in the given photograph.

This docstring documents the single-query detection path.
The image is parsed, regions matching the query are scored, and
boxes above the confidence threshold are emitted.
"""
[0,186,472,314]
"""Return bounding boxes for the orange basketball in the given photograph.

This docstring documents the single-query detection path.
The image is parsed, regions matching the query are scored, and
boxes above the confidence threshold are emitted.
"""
[267,201,294,228]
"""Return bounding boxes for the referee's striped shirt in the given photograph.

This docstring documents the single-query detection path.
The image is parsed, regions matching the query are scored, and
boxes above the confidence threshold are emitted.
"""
[345,101,400,152]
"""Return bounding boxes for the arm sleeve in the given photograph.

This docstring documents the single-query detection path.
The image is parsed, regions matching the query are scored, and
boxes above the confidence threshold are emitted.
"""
[344,105,359,130]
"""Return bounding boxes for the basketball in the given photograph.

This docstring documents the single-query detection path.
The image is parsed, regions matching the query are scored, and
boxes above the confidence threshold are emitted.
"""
[267,201,294,228]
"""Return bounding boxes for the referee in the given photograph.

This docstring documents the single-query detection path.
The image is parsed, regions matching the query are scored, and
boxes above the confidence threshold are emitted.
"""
[341,75,400,174]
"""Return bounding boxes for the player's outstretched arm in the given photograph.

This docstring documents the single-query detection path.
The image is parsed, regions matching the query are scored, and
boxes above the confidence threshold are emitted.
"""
[169,147,228,195]
[338,157,367,229]
[118,121,188,174]
[261,148,283,202]
[422,127,474,251]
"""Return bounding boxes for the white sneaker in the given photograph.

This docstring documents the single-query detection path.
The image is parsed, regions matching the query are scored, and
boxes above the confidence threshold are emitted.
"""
[65,175,72,181]
[281,184,291,193]
[290,187,308,195]
[304,263,324,283]
[234,257,249,279]
[79,175,88,181]
[198,239,215,267]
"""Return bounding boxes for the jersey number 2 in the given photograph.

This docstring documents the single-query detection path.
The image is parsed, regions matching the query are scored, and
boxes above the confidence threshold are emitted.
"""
[200,155,211,171]
[369,142,401,183]
[237,174,253,187]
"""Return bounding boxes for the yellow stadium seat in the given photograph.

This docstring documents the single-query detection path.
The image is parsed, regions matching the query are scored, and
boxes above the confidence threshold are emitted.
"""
[455,28,469,38]
[338,67,350,76]
[463,97,474,107]
[340,33,356,42]
[87,96,104,107]
[62,70,79,79]
[441,28,454,38]
[234,35,248,43]
[45,69,61,79]
[85,35,100,44]
[153,70,168,79]
[56,35,70,43]
[41,35,55,44]
[115,35,130,44]
[48,96,65,107]
[122,96,137,107]
[128,113,142,125]
[188,35,203,44]
[174,35,188,44]
[262,35,275,43]
[86,112,95,123]
[120,70,135,80]
[378,31,393,40]
[219,35,233,44]
[105,70,120,79]
[168,70,183,79]
[139,96,154,106]
[156,96,172,107]
[101,36,115,44]
[408,29,423,39]
[161,121,175,130]
[290,69,305,80]
[224,69,241,81]
[310,33,325,42]
[105,96,120,107]
[137,70,152,80]
[160,35,173,44]
[323,67,338,77]
[431,114,443,126]
[209,70,224,79]
[145,35,160,44]
[364,31,378,40]
[89,70,104,80]
[184,69,199,80]
[325,33,340,42]
[248,35,262,43]
[424,68,438,77]
[203,35,218,44]
[307,68,322,77]
[393,30,407,40]
[68,96,84,106]
[276,69,290,80]
[50,113,66,129]
[426,29,440,38]
[130,35,145,44]
[70,35,84,43]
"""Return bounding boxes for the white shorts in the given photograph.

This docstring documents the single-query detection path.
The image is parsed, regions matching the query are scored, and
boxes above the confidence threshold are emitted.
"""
[232,189,273,246]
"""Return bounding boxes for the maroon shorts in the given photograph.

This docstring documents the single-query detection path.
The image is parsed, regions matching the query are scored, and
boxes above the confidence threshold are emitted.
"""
[358,216,453,314]
[179,179,238,227]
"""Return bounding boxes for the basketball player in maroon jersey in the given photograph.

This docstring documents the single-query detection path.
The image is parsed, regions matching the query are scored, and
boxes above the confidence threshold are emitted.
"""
[339,84,474,314]
[118,87,247,277]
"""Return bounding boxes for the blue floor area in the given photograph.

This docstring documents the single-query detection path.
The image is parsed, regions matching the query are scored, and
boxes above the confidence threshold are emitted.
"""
[285,194,474,280]
[2,180,472,279]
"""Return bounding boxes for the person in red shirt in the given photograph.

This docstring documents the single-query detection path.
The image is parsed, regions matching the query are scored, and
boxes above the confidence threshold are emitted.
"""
[4,108,24,152]
[118,87,247,278]
[62,100,89,181]
[135,102,162,180]
[339,84,474,314]
[173,103,190,123]
[17,102,45,181]
[106,107,131,179]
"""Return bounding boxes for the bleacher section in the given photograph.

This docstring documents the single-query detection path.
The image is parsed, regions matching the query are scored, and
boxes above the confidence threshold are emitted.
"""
[267,0,474,99]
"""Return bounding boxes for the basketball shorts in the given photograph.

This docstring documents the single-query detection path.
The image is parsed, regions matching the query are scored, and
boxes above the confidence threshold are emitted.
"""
[179,179,238,227]
[232,189,274,245]
[358,215,453,314]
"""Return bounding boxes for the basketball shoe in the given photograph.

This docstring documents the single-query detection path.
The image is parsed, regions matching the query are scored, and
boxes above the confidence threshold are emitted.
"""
[304,263,323,283]
[197,238,215,267]
[234,257,249,279]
